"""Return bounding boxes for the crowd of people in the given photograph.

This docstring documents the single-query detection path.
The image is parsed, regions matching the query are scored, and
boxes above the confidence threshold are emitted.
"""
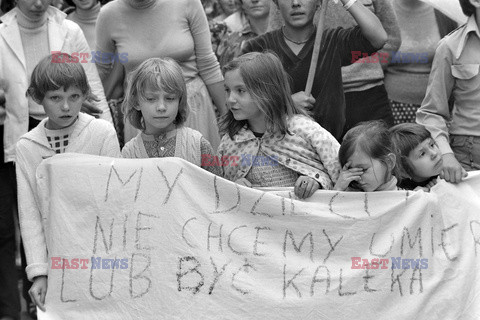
[0,0,479,319]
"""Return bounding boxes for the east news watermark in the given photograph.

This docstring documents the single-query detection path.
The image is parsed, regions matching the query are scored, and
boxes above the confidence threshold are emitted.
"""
[351,51,429,64]
[51,51,128,64]
[202,154,279,167]
[351,257,429,270]
[51,256,129,269]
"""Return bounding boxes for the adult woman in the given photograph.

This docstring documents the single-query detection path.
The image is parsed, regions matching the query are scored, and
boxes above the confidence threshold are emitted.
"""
[384,0,457,125]
[95,0,226,149]
[64,0,102,49]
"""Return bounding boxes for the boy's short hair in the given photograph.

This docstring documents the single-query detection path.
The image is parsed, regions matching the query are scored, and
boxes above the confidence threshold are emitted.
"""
[27,53,91,102]
[459,0,476,16]
[390,123,432,180]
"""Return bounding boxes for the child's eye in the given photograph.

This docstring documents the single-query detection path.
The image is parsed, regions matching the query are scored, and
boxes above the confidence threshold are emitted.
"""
[224,88,230,94]
[145,97,156,102]
[419,151,426,157]
[70,94,80,100]
[50,96,61,102]
[237,88,245,94]
[165,96,177,101]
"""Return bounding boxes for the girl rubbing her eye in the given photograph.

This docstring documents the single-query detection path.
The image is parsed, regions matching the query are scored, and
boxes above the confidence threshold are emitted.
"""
[335,121,398,192]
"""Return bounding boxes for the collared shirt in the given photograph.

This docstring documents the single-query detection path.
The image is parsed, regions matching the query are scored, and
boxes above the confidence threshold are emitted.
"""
[417,15,480,155]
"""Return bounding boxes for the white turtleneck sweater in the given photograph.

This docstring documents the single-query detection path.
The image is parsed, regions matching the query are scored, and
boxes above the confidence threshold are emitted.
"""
[17,8,50,120]
[67,2,100,50]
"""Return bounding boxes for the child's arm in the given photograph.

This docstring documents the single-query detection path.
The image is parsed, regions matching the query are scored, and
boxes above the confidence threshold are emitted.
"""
[15,142,50,284]
[294,176,320,199]
[339,0,388,49]
[413,178,438,192]
[306,120,342,187]
[416,41,466,183]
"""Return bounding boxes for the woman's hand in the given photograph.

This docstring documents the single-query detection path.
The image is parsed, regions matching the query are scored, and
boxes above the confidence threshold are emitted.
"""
[334,162,363,191]
[235,178,252,187]
[29,275,48,312]
[294,176,320,199]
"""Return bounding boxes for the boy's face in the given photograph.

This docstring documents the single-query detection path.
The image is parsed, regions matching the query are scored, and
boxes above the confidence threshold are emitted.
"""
[276,0,319,30]
[407,138,443,182]
[41,86,86,130]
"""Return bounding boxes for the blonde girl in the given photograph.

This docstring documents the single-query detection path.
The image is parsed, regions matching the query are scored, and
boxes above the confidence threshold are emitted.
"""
[122,57,220,175]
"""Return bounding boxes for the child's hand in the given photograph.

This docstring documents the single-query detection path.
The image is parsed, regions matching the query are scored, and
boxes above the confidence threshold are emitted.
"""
[29,275,48,312]
[292,91,316,110]
[294,176,320,199]
[441,153,467,183]
[424,178,438,190]
[235,178,252,187]
[334,162,363,191]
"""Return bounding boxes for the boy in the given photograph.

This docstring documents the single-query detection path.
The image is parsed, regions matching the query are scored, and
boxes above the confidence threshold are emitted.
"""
[416,0,480,183]
[16,53,121,312]
[242,0,388,140]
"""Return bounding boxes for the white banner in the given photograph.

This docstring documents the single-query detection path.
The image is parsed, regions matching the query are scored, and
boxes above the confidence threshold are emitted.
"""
[36,154,480,319]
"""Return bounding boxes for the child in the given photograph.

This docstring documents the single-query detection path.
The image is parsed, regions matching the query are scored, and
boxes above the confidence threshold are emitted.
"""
[121,57,220,175]
[416,0,478,183]
[218,52,341,199]
[16,53,121,312]
[335,121,398,192]
[390,123,444,191]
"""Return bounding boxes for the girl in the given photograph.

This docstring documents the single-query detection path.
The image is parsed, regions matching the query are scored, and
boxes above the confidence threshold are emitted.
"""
[218,52,341,199]
[122,58,220,175]
[390,123,443,191]
[335,121,398,192]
